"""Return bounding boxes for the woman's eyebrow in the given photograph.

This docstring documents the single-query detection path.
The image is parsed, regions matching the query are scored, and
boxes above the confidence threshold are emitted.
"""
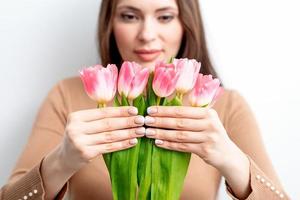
[116,5,178,13]
[155,6,178,12]
[116,5,141,12]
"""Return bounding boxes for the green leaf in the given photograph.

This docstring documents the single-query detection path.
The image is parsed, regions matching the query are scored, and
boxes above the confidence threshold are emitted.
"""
[103,93,139,200]
[134,94,152,199]
[151,146,191,200]
[161,97,169,106]
[147,73,157,106]
[137,137,153,200]
[109,143,140,200]
[121,93,130,106]
[151,94,191,200]
[201,103,209,108]
[166,96,182,106]
[113,95,121,107]
[136,74,156,199]
[133,94,146,116]
[168,56,174,64]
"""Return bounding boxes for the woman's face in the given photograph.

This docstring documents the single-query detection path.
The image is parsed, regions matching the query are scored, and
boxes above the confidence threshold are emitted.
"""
[113,0,183,69]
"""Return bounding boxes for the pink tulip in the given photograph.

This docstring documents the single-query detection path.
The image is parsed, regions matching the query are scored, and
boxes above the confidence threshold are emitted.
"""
[118,61,150,100]
[173,58,201,94]
[79,64,118,105]
[152,61,180,97]
[189,73,223,107]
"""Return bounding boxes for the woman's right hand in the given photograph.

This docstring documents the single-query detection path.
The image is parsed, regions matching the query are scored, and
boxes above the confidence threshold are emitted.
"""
[58,106,145,172]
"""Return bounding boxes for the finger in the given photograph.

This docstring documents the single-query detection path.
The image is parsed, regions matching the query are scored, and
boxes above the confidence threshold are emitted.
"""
[154,140,194,153]
[144,116,209,131]
[68,106,138,122]
[83,115,145,133]
[146,106,209,119]
[145,128,207,143]
[90,137,139,154]
[86,127,145,145]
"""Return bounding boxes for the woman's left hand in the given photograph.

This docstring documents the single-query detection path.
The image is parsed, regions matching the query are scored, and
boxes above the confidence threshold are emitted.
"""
[144,106,248,173]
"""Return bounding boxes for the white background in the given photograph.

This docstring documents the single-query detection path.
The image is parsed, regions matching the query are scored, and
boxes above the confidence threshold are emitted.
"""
[0,0,299,199]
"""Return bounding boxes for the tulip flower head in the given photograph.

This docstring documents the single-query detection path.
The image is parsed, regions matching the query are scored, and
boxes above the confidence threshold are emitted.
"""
[189,73,223,107]
[152,61,180,98]
[79,64,118,106]
[118,61,150,100]
[173,58,201,99]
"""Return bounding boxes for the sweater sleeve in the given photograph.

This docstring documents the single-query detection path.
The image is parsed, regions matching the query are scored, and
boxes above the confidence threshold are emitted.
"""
[0,81,69,200]
[224,90,290,200]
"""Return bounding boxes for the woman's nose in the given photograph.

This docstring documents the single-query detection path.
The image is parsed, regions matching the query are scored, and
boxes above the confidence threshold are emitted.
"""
[137,17,157,43]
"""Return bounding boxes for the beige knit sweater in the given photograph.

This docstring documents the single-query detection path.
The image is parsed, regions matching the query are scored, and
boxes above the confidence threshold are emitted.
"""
[0,77,290,200]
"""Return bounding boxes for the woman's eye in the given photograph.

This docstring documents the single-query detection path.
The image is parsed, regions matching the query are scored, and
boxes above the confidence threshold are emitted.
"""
[158,15,174,23]
[120,13,139,22]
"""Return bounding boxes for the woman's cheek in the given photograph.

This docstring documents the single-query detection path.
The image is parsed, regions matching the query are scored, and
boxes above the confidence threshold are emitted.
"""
[113,24,136,60]
[162,24,183,56]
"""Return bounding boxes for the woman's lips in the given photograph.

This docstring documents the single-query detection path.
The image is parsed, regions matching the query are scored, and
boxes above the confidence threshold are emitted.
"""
[134,49,162,62]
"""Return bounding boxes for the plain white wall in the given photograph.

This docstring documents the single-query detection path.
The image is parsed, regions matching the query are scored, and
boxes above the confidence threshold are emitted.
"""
[1,0,299,199]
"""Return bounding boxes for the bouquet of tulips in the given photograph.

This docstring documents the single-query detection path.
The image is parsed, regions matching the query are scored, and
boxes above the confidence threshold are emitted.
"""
[79,58,223,200]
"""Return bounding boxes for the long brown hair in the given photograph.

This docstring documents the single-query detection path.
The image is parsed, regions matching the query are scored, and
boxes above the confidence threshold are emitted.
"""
[98,0,221,80]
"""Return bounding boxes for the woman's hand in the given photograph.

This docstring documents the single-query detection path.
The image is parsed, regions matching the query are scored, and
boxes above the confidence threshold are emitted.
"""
[144,106,248,174]
[144,106,252,198]
[58,106,145,172]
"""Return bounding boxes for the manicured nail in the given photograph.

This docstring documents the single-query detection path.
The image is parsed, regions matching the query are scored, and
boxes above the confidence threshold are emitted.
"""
[147,107,157,115]
[134,116,145,124]
[145,116,155,124]
[145,129,156,136]
[155,139,164,145]
[128,107,138,115]
[135,127,146,135]
[130,138,138,145]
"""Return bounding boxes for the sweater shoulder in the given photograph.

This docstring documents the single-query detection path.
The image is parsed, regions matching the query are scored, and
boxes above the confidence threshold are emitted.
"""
[53,76,94,112]
[59,76,82,89]
[213,88,249,123]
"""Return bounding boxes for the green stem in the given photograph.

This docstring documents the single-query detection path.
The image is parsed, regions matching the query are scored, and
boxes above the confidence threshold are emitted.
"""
[179,93,183,102]
[176,92,184,102]
[97,102,107,108]
[156,97,161,106]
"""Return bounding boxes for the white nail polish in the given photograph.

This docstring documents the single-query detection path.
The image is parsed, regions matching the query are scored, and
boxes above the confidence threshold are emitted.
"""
[155,139,163,145]
[147,107,157,115]
[135,127,145,135]
[145,129,155,136]
[130,138,138,145]
[145,116,155,124]
[128,107,138,115]
[134,116,145,124]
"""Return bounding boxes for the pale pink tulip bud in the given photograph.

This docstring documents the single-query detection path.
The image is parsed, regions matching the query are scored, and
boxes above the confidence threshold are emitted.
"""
[118,61,150,100]
[189,73,223,107]
[174,58,201,94]
[79,64,118,104]
[152,61,180,97]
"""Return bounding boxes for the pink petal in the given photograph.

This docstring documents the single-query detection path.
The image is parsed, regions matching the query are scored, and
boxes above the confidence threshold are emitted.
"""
[118,61,136,96]
[128,67,150,99]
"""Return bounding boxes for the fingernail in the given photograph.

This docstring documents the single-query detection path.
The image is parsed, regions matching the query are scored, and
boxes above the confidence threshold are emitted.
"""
[155,139,163,145]
[128,107,138,115]
[135,127,146,135]
[145,129,155,136]
[134,116,145,124]
[145,116,155,124]
[147,107,157,115]
[130,138,138,145]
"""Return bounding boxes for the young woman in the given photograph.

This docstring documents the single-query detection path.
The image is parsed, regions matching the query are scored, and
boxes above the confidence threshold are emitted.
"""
[0,0,289,199]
